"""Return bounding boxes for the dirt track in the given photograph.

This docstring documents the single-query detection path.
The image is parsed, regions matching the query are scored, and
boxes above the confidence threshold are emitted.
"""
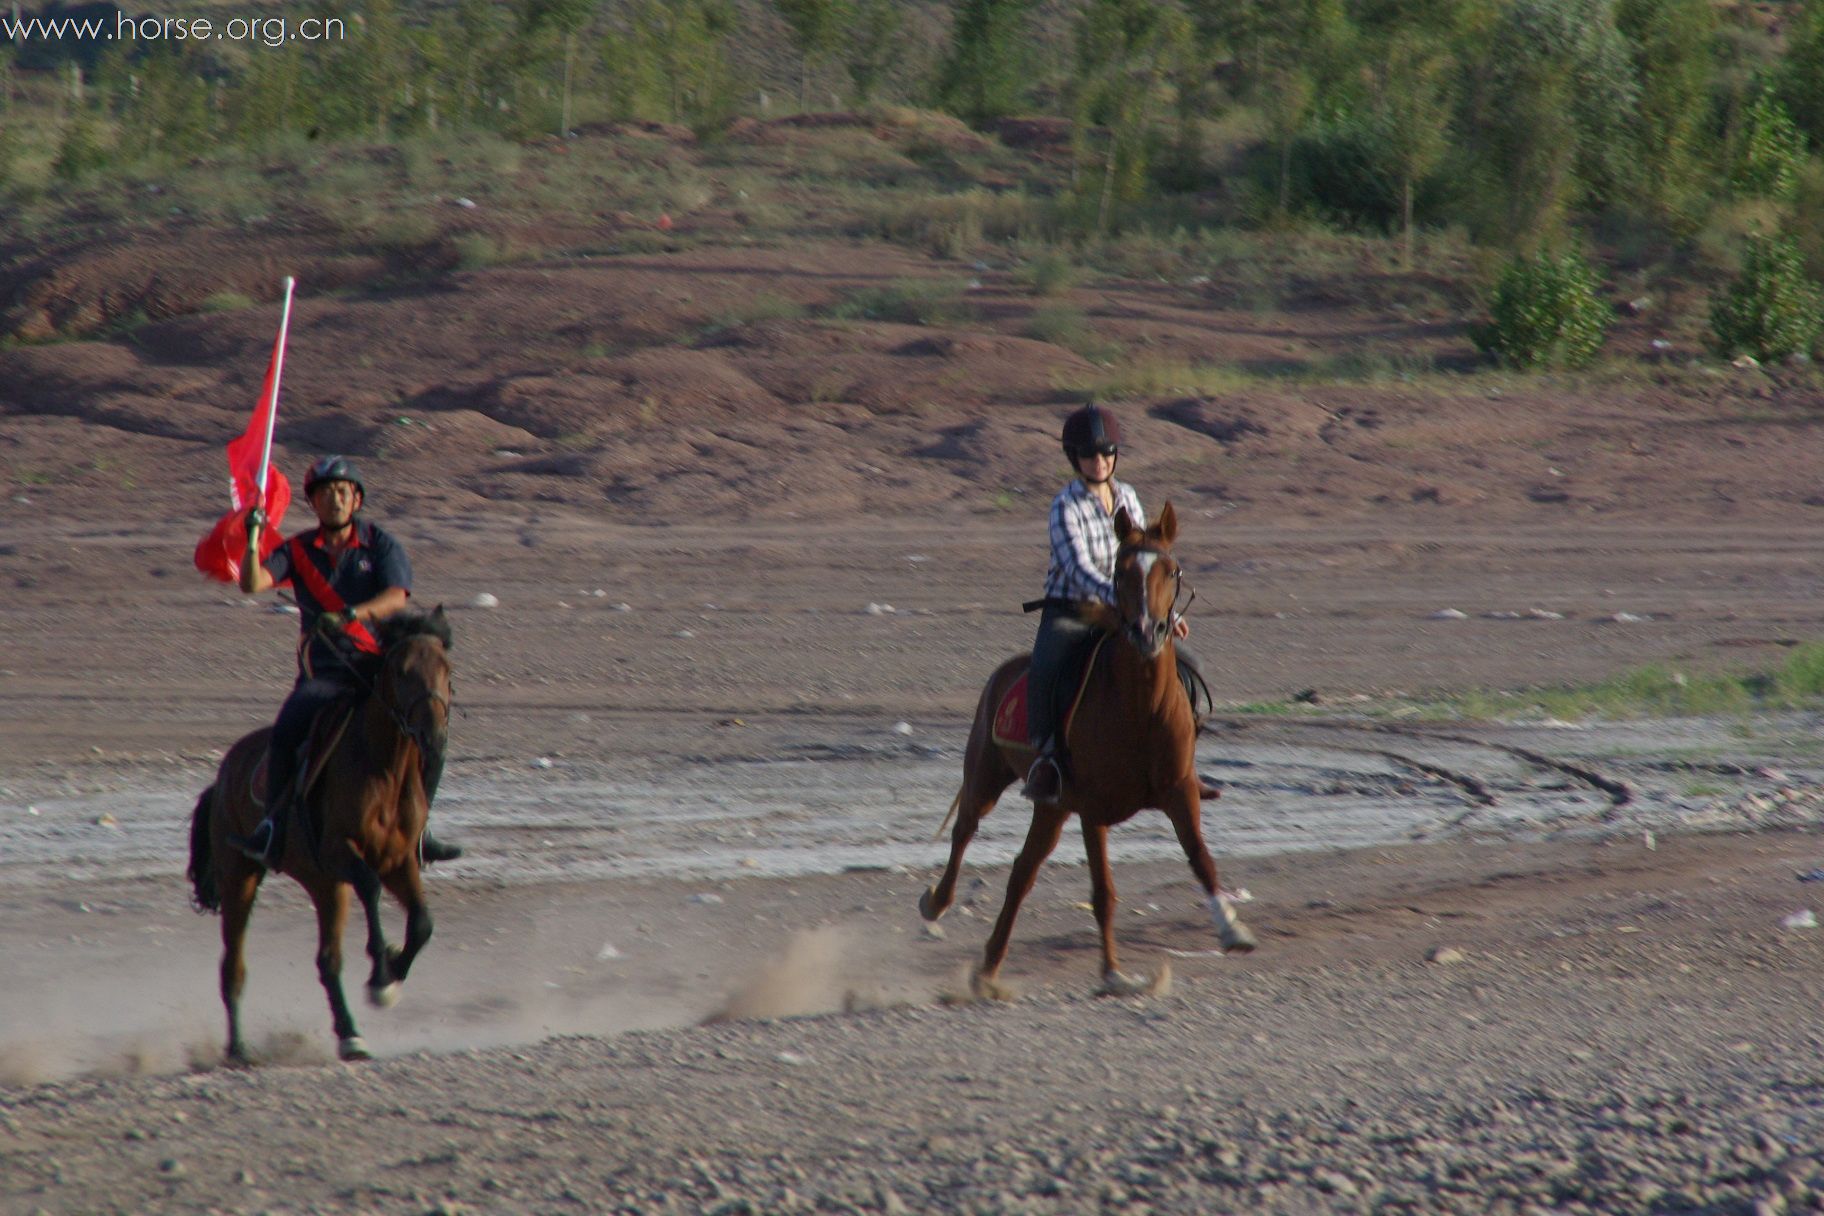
[5,197,1824,1209]
[5,507,1824,1213]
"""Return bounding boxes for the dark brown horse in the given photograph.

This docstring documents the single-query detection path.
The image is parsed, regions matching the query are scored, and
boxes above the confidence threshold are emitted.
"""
[187,608,453,1063]
[920,503,1256,998]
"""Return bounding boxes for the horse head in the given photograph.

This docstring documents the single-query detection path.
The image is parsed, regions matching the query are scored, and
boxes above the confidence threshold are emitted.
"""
[1110,502,1183,660]
[376,606,453,760]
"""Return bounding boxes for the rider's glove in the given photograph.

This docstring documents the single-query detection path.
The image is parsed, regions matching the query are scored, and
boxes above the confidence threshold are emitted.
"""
[315,608,358,636]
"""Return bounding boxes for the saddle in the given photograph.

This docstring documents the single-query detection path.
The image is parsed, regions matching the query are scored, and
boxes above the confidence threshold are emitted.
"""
[992,634,1110,751]
[990,636,1215,752]
[247,700,359,810]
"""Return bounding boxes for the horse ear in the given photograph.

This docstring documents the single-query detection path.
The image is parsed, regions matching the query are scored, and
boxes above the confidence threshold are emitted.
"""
[1112,506,1141,544]
[1154,501,1178,547]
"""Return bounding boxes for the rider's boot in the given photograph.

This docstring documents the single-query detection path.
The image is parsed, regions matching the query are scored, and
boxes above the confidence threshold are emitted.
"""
[419,832,463,863]
[1021,743,1064,807]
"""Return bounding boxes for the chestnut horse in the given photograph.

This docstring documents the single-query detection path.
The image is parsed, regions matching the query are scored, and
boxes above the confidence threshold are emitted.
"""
[920,503,1256,997]
[186,608,453,1063]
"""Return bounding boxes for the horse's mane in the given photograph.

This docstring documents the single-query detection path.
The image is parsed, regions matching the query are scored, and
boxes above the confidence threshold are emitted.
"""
[379,608,453,652]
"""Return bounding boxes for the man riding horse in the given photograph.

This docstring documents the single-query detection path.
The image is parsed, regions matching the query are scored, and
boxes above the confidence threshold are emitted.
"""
[229,455,460,869]
[1023,405,1192,806]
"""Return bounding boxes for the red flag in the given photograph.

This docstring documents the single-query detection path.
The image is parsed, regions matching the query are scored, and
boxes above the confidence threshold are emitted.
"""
[195,287,295,583]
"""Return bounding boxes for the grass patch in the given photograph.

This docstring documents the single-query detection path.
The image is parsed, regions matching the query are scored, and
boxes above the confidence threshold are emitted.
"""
[1024,303,1122,363]
[200,291,257,313]
[827,278,969,326]
[1388,642,1824,723]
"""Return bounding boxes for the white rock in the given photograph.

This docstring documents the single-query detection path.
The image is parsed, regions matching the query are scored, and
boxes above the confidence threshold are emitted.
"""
[688,892,724,905]
[1651,339,1673,351]
[27,805,39,816]
[674,628,694,638]
[866,602,887,615]
[1643,831,1656,851]
[596,943,622,960]
[1482,610,1523,620]
[455,197,477,208]
[1426,945,1467,965]
[614,602,632,612]
[271,603,300,615]
[776,1051,810,1065]
[590,589,607,597]
[470,592,500,609]
[1428,608,1469,620]
[893,722,914,735]
[1604,612,1650,623]
[1525,607,1565,620]
[1781,909,1817,930]
[1225,887,1254,904]
[532,757,554,769]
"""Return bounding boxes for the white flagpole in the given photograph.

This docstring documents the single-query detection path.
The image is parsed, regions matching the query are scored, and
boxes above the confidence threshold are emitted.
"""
[254,276,296,502]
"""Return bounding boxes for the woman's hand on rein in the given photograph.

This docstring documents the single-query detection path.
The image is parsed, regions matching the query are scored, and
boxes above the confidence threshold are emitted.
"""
[1173,617,1190,640]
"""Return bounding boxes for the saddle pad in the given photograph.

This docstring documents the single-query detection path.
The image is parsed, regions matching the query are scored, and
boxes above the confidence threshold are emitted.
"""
[990,634,1108,750]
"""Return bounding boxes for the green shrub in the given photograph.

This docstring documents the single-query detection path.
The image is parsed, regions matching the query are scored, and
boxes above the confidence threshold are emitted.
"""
[828,278,968,325]
[1708,232,1824,360]
[1471,250,1610,368]
[1014,250,1080,296]
[1732,90,1807,201]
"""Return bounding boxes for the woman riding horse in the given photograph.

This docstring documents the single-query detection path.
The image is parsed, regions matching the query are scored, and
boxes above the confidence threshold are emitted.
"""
[1023,405,1191,806]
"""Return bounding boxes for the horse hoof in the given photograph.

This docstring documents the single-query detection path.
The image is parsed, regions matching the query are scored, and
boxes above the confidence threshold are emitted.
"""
[1220,921,1258,954]
[368,981,401,1009]
[1097,970,1149,997]
[918,886,948,922]
[970,967,1015,1002]
[224,1048,253,1070]
[338,1036,372,1061]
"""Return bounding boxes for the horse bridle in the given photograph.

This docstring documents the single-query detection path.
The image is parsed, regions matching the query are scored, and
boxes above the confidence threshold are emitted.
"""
[320,638,452,755]
[1117,543,1194,650]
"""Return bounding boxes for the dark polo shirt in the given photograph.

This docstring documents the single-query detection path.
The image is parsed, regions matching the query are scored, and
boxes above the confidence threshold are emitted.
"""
[264,518,412,675]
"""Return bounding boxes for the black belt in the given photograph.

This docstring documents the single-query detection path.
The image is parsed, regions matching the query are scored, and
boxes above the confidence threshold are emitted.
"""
[1022,596,1082,613]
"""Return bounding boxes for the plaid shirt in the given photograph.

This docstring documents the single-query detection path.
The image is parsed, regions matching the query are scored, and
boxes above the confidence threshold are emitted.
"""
[1043,477,1145,604]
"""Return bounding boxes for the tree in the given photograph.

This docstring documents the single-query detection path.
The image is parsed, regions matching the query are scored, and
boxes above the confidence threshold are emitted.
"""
[1777,0,1824,150]
[1069,0,1193,231]
[845,0,901,106]
[1616,0,1715,229]
[1372,29,1453,264]
[516,0,596,134]
[773,0,854,109]
[1461,0,1640,246]
[935,0,1040,128]
[603,0,737,127]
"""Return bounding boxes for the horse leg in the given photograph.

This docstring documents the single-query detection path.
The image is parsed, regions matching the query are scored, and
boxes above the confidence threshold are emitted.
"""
[973,804,1069,1000]
[1080,820,1145,996]
[1162,782,1256,954]
[218,863,262,1066]
[343,854,402,1009]
[921,734,1014,922]
[308,880,371,1060]
[379,860,432,984]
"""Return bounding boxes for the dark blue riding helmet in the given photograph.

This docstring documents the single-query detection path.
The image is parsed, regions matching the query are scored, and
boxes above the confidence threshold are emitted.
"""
[304,455,365,499]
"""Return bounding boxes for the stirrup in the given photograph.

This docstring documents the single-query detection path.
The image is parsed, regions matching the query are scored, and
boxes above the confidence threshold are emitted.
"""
[227,819,277,868]
[1021,755,1063,805]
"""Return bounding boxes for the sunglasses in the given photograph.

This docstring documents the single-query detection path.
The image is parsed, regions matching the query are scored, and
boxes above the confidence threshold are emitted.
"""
[1080,444,1119,458]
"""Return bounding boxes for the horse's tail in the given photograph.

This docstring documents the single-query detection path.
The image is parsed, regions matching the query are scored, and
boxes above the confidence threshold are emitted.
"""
[187,785,221,914]
[931,787,962,841]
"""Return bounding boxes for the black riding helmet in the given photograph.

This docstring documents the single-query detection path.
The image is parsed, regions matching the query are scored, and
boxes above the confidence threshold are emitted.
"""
[304,455,365,500]
[1061,404,1123,462]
